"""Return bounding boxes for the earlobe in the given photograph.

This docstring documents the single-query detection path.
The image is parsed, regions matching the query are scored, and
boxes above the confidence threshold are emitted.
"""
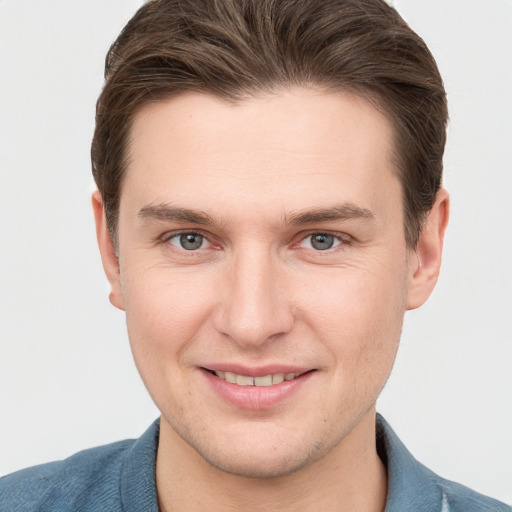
[92,190,125,311]
[406,188,450,310]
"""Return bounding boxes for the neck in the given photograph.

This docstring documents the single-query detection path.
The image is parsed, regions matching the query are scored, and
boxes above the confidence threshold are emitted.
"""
[156,410,387,512]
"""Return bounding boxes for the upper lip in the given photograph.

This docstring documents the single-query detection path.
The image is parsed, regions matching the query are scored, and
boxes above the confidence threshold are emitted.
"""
[201,364,313,377]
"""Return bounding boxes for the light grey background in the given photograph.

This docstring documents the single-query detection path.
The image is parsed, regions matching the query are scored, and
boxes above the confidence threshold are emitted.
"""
[0,0,510,504]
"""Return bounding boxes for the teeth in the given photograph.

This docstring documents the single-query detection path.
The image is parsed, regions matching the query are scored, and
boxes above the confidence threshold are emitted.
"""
[272,374,284,384]
[225,372,236,384]
[254,375,272,386]
[213,370,300,386]
[236,375,254,386]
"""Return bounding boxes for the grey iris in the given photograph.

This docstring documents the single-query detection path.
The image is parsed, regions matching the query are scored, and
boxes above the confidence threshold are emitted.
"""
[180,233,203,250]
[311,234,334,250]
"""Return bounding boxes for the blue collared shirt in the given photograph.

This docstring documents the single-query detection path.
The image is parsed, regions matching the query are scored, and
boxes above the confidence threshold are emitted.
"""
[1,415,509,511]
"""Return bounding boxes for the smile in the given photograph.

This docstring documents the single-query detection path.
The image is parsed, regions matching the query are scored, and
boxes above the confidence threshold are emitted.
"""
[201,367,315,409]
[211,370,304,387]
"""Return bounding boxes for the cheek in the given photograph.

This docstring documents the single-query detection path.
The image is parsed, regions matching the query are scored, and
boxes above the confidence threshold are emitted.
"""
[121,267,216,375]
[120,268,220,418]
[297,264,406,375]
[300,263,406,331]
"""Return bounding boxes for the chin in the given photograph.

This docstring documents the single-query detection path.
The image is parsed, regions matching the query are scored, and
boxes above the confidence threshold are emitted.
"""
[198,444,321,479]
[172,417,334,480]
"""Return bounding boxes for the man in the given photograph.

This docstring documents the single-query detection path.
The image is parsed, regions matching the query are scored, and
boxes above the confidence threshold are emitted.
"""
[1,0,509,510]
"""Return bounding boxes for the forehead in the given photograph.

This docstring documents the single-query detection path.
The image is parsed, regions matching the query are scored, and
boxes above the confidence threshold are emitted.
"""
[123,88,399,221]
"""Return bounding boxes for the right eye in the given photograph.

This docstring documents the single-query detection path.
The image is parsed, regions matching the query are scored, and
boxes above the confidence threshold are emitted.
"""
[168,232,208,251]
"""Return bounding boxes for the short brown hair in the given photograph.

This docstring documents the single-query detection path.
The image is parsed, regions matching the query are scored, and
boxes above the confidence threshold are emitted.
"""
[91,0,447,248]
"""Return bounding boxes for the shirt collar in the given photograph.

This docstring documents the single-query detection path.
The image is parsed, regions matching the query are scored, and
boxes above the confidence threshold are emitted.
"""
[120,418,160,512]
[377,413,444,511]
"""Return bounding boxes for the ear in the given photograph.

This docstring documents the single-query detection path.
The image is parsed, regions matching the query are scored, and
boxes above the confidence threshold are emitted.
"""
[406,188,450,310]
[92,190,125,311]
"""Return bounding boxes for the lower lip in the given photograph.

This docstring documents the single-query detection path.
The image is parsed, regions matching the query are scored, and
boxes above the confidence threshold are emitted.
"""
[201,369,314,410]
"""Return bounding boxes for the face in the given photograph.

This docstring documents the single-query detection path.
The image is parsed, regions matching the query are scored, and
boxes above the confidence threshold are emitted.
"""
[95,88,445,478]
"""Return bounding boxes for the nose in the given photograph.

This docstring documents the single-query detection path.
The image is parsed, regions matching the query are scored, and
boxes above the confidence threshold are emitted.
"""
[213,246,295,349]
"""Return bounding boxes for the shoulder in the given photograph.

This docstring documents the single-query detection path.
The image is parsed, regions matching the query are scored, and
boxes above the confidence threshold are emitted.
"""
[0,438,134,512]
[431,473,511,512]
[376,414,510,512]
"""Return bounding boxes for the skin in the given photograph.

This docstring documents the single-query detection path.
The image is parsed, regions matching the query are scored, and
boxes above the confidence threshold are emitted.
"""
[93,88,449,511]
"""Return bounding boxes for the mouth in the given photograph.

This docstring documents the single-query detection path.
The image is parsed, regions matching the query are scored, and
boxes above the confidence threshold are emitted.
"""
[201,366,315,410]
[202,368,313,387]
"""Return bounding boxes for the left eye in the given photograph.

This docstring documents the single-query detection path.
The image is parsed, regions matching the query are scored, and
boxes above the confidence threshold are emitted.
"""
[300,233,342,251]
[169,233,207,251]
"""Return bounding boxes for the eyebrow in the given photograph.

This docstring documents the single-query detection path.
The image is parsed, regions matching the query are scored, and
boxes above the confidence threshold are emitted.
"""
[138,204,215,225]
[286,204,375,225]
[137,202,375,227]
